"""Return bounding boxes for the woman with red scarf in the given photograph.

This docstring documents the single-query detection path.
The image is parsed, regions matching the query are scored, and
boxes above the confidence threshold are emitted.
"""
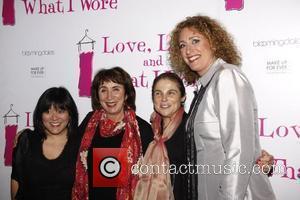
[72,67,153,200]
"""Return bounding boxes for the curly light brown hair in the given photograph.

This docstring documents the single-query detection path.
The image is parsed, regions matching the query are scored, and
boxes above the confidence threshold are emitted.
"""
[169,15,241,84]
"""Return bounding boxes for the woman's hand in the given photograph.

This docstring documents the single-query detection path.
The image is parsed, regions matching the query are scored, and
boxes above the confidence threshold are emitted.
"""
[256,150,274,176]
[11,179,19,200]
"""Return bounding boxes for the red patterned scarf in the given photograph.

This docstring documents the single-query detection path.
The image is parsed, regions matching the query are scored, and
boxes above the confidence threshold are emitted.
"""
[133,107,184,200]
[72,108,143,200]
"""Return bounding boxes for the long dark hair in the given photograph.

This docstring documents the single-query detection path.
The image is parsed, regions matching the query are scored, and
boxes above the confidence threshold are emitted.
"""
[33,87,78,139]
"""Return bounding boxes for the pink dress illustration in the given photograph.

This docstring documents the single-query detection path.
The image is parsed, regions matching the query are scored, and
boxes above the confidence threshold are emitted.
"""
[77,29,96,97]
[3,104,19,166]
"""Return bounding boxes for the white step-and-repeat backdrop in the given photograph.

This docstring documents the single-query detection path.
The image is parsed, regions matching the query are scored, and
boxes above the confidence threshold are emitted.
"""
[1,0,299,199]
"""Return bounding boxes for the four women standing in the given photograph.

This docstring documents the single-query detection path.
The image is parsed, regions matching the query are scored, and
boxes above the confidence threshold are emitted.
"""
[11,15,276,200]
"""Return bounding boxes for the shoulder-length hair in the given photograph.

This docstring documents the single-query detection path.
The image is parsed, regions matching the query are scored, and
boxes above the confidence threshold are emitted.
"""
[169,15,241,84]
[91,66,136,111]
[33,87,78,139]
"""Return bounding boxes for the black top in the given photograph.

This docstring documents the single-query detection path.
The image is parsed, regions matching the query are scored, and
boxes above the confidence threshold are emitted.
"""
[165,112,188,200]
[78,111,153,200]
[11,129,81,200]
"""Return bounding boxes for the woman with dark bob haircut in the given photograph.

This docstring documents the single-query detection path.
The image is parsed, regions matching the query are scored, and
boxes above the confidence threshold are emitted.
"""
[33,87,79,139]
[11,87,80,200]
[72,66,153,200]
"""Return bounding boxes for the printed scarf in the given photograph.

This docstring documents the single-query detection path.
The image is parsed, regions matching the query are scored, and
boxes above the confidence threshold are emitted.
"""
[72,108,143,200]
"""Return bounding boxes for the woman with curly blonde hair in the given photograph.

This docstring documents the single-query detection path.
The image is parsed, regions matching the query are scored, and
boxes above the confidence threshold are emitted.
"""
[169,15,276,200]
[169,15,241,84]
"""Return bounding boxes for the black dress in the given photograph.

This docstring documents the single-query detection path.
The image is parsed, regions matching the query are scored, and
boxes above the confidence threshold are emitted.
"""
[11,129,81,200]
[78,111,153,200]
[165,112,188,200]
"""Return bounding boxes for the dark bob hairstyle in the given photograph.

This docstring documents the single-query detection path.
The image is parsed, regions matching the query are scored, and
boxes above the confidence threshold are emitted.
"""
[33,87,78,139]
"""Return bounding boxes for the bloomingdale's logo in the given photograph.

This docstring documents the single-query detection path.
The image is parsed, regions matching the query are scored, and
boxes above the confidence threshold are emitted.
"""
[253,37,300,47]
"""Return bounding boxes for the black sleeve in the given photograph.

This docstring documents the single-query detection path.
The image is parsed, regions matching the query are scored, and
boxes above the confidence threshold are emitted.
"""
[11,129,32,182]
[78,111,94,138]
[136,116,153,154]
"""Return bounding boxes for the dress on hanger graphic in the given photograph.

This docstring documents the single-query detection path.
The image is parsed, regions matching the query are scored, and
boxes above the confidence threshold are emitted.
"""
[77,29,95,97]
[2,0,15,25]
[225,0,244,10]
[3,104,19,166]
